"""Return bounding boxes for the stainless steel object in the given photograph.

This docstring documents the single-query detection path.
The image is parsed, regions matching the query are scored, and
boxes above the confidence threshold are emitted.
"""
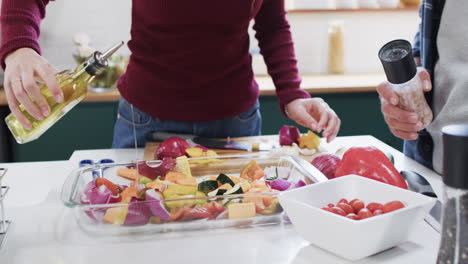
[0,168,11,249]
[401,170,441,233]
[149,131,277,151]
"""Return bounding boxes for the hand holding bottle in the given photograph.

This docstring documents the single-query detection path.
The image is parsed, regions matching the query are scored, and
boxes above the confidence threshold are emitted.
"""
[377,68,433,140]
[3,48,63,130]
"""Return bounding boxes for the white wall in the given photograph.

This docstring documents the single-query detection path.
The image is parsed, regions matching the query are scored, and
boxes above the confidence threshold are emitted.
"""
[284,11,420,74]
[39,0,132,70]
[32,1,420,74]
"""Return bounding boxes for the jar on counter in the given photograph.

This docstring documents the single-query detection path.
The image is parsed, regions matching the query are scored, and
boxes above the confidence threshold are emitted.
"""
[327,21,345,74]
[437,124,468,264]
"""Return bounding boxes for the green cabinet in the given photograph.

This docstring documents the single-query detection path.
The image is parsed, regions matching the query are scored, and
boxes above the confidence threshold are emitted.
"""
[8,102,119,162]
[259,92,403,150]
[3,91,402,162]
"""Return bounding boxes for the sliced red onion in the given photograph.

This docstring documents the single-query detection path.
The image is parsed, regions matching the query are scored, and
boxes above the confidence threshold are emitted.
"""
[137,157,176,180]
[80,181,121,205]
[155,137,191,159]
[263,166,292,181]
[279,125,301,146]
[80,180,121,222]
[123,197,152,226]
[145,189,171,222]
[267,178,292,191]
[292,180,306,189]
[311,153,341,179]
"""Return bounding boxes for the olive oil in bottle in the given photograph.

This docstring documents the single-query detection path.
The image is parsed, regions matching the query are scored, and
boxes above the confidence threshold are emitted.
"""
[5,41,124,144]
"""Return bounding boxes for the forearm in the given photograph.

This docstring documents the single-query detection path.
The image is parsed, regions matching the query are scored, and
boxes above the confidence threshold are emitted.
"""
[0,0,51,69]
[253,0,310,115]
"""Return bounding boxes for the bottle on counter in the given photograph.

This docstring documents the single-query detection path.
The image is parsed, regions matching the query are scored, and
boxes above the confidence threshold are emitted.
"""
[437,124,468,264]
[5,41,124,144]
[378,39,433,128]
[327,20,345,74]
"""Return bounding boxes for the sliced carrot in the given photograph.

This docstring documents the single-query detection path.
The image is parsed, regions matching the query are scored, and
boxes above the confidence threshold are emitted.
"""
[165,171,187,183]
[263,196,275,207]
[146,181,170,190]
[229,176,242,184]
[120,186,138,202]
[240,161,265,181]
[95,178,119,195]
[117,168,142,180]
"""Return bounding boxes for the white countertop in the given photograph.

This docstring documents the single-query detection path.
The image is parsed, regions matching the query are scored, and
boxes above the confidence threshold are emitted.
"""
[0,136,442,264]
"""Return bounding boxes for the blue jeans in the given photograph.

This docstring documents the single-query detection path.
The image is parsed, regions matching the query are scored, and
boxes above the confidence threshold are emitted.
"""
[403,130,434,170]
[112,98,262,148]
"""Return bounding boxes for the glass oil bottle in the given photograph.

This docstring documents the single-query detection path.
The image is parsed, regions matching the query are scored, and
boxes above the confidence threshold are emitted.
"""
[5,41,124,144]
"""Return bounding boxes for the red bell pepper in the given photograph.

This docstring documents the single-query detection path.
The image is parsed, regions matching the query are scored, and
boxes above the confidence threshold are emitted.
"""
[334,146,408,189]
[181,207,214,221]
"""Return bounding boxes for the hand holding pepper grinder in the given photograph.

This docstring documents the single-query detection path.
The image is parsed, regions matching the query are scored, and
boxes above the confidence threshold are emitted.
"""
[378,39,433,129]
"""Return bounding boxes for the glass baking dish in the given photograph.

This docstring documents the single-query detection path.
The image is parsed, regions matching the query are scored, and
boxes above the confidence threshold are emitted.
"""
[61,154,327,236]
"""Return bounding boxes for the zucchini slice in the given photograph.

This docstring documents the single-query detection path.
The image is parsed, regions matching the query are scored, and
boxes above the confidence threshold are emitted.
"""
[224,183,244,195]
[198,180,219,193]
[216,173,235,187]
[207,188,228,197]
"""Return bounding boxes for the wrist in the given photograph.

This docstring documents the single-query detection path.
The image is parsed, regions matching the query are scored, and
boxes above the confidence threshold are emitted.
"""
[5,48,36,65]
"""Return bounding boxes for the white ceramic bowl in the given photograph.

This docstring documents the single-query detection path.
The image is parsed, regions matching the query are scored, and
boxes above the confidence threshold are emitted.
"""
[278,175,436,261]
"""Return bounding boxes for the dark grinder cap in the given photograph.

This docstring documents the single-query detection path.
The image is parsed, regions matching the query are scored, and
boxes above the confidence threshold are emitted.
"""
[378,39,417,84]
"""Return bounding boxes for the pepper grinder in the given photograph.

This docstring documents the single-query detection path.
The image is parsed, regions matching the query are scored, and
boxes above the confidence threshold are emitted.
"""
[437,124,468,264]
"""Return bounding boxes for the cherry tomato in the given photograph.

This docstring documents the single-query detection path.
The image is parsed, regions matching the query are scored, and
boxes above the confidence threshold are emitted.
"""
[337,203,354,215]
[357,208,373,219]
[366,202,384,213]
[330,206,346,216]
[338,198,348,204]
[327,203,335,208]
[373,209,384,216]
[383,201,405,213]
[345,213,359,220]
[350,199,365,213]
[322,207,333,213]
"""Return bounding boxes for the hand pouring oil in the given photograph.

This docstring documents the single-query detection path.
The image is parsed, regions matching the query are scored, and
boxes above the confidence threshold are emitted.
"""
[5,41,124,144]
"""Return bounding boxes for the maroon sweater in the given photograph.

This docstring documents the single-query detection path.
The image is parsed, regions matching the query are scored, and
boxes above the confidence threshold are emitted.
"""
[1,0,310,121]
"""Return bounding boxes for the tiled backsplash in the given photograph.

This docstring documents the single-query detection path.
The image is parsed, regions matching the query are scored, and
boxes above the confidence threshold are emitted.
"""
[29,1,419,75]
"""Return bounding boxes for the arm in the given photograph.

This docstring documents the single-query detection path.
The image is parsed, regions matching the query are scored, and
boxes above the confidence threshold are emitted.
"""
[0,0,51,69]
[0,0,61,129]
[253,0,341,142]
[253,0,309,115]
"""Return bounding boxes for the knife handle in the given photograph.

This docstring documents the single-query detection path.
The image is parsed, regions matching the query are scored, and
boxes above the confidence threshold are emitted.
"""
[148,131,197,142]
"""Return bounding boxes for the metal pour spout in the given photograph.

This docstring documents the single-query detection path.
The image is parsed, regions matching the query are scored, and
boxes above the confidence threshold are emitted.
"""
[101,41,124,61]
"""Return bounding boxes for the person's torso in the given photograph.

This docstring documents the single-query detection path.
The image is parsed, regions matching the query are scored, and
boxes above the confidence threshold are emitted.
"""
[119,0,264,121]
[127,0,263,82]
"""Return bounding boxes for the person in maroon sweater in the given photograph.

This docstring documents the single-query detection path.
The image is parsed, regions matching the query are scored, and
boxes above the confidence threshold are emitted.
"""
[0,0,341,148]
